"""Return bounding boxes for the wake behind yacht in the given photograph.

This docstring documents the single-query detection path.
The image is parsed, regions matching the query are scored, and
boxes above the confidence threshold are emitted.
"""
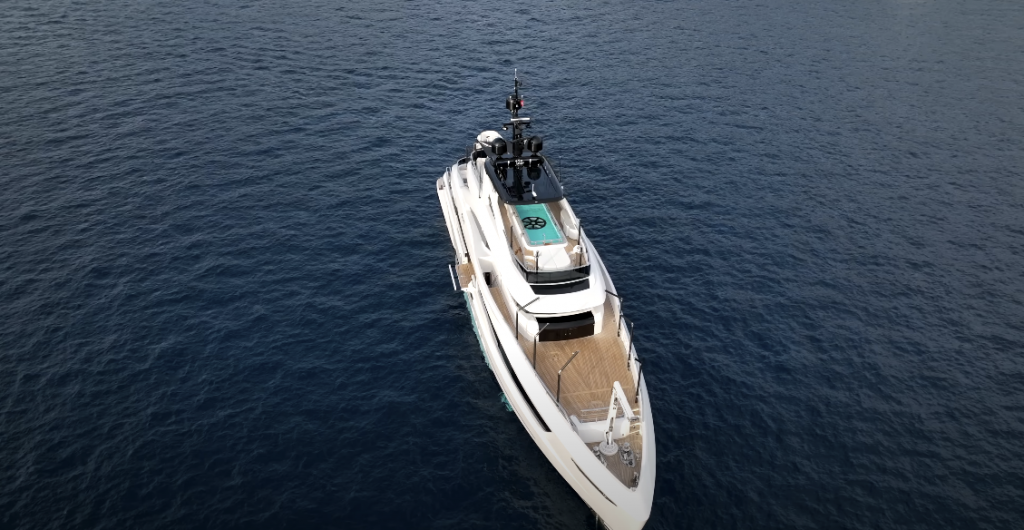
[436,75,655,530]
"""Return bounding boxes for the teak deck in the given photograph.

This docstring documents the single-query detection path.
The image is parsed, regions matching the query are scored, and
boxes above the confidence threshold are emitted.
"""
[589,431,643,487]
[487,281,643,487]
[455,263,473,289]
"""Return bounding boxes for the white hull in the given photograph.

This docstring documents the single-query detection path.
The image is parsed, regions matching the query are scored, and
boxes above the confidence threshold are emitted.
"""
[437,160,655,529]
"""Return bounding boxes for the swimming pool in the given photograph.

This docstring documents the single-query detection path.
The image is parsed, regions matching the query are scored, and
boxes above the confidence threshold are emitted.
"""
[514,203,566,246]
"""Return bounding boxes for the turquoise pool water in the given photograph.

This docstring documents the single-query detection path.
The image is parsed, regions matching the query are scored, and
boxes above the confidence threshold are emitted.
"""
[514,203,565,246]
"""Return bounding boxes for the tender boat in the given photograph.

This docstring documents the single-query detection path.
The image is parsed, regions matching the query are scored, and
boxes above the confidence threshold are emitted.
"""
[436,74,655,530]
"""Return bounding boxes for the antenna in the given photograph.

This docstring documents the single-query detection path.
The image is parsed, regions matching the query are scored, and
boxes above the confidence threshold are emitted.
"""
[507,70,522,119]
[505,69,530,141]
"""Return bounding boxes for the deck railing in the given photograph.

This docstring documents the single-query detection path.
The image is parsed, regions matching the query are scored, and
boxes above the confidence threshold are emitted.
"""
[633,355,644,404]
[505,213,590,285]
[620,315,635,370]
[606,289,637,371]
[533,323,550,368]
[556,350,581,405]
[476,275,574,424]
[514,296,540,340]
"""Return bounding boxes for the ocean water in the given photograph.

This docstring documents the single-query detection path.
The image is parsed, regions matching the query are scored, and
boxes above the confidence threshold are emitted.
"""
[2,0,1023,529]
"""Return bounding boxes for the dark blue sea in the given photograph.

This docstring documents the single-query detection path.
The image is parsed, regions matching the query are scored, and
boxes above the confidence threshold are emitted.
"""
[3,0,1023,528]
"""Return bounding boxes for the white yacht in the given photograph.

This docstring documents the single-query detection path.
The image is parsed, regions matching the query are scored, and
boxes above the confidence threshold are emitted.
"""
[436,75,655,530]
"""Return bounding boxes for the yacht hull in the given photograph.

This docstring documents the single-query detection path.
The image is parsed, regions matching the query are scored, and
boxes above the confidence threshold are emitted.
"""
[437,165,656,530]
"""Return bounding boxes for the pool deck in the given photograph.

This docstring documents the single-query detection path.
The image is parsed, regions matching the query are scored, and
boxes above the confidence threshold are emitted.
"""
[499,202,584,269]
[514,203,566,246]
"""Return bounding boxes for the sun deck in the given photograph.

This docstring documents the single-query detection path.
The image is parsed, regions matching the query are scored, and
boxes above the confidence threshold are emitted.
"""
[498,200,585,269]
[487,282,643,487]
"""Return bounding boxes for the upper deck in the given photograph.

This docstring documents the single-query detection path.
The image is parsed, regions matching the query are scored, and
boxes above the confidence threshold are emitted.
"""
[495,194,591,295]
[483,156,565,204]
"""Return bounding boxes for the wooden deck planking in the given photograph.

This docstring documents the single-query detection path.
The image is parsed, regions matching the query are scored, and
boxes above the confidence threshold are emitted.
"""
[528,297,639,422]
[487,281,637,418]
[485,272,643,489]
[588,431,643,487]
[490,282,514,327]
[456,263,473,289]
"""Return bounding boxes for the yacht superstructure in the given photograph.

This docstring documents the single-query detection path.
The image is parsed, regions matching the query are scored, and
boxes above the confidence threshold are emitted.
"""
[436,75,655,530]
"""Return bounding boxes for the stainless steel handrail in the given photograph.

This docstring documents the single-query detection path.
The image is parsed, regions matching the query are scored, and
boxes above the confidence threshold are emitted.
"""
[515,296,540,340]
[509,244,589,274]
[605,290,622,336]
[620,315,635,370]
[556,350,580,405]
[634,356,644,404]
[533,323,550,368]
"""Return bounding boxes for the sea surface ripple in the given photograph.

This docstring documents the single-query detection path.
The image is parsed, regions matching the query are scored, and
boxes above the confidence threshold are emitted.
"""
[2,0,1023,529]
